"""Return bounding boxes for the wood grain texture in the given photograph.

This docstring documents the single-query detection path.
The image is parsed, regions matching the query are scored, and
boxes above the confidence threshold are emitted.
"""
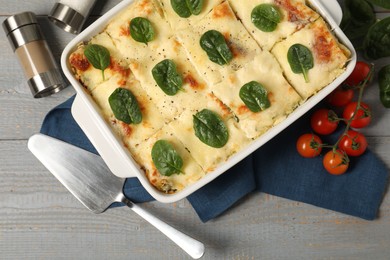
[1,0,390,259]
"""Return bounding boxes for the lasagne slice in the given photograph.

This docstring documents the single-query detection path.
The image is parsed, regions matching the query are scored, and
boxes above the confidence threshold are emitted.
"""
[105,0,173,60]
[69,32,130,92]
[212,51,302,139]
[169,93,251,172]
[90,73,164,155]
[134,126,206,193]
[271,18,351,99]
[157,0,224,31]
[128,36,209,122]
[229,0,320,51]
[176,1,261,85]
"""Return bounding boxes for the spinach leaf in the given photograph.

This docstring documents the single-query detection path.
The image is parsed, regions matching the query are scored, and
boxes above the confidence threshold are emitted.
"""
[84,44,110,80]
[151,140,183,176]
[171,0,204,18]
[152,59,183,96]
[340,0,376,41]
[365,0,390,9]
[108,88,142,124]
[287,44,314,83]
[129,17,155,44]
[363,17,390,60]
[379,65,390,108]
[193,109,229,148]
[200,30,233,66]
[239,81,271,112]
[251,4,281,32]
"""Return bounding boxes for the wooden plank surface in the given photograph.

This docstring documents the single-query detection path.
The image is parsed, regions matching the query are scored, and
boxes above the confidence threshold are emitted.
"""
[1,0,390,259]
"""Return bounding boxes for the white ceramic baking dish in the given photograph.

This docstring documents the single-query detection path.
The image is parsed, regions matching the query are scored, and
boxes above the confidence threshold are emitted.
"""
[61,0,356,203]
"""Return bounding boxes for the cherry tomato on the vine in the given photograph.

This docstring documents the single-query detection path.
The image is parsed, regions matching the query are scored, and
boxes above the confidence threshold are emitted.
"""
[310,109,339,135]
[344,61,371,87]
[296,133,323,158]
[323,150,349,175]
[343,101,372,129]
[339,130,368,157]
[327,87,354,107]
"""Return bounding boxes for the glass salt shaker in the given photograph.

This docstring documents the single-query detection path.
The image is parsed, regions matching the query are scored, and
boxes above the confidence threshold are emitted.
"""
[2,12,67,98]
[49,0,98,34]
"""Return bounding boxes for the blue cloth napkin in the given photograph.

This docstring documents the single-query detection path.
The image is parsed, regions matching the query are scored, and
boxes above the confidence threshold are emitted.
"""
[40,95,389,222]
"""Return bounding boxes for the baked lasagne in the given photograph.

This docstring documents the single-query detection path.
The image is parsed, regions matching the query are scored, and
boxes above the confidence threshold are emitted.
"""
[69,0,351,193]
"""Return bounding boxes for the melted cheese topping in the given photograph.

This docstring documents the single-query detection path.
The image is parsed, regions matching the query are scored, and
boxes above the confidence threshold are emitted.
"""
[176,1,261,85]
[229,0,319,50]
[69,32,130,92]
[158,0,224,31]
[91,73,164,154]
[135,126,206,193]
[105,0,173,61]
[212,51,302,138]
[169,94,250,172]
[128,36,209,122]
[271,18,351,99]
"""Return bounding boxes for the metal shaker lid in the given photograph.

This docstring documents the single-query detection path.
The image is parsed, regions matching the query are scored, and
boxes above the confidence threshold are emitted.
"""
[2,11,37,35]
[28,69,67,98]
[48,3,85,34]
[2,12,44,50]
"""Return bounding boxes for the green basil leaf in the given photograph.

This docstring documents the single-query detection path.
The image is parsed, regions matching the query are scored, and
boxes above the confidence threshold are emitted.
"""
[251,4,281,32]
[151,140,183,176]
[287,44,314,83]
[363,17,390,60]
[171,0,204,18]
[365,0,390,9]
[130,17,155,44]
[193,109,229,148]
[108,88,142,124]
[239,81,271,112]
[152,59,183,96]
[200,30,233,66]
[379,65,390,108]
[340,0,376,40]
[84,44,110,80]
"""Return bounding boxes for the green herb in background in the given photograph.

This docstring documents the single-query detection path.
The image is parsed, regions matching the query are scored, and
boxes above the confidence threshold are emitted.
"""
[287,44,314,83]
[340,0,390,108]
[239,81,271,112]
[363,17,390,60]
[193,109,229,148]
[340,0,376,41]
[340,0,390,60]
[109,88,142,124]
[251,4,281,32]
[200,30,233,66]
[379,65,390,108]
[84,44,110,80]
[129,17,155,45]
[151,140,183,176]
[171,0,204,18]
[152,59,183,96]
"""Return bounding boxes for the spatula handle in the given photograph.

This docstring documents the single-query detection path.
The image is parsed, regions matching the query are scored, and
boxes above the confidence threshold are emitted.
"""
[122,197,205,259]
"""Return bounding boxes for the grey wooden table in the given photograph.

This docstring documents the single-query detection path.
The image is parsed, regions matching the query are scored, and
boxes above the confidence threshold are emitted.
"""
[1,1,390,259]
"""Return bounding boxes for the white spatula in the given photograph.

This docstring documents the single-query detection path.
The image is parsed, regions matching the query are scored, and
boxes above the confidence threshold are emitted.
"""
[28,133,205,259]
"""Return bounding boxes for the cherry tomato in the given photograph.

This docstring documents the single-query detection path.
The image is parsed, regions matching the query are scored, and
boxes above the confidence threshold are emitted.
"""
[310,109,339,135]
[343,102,372,129]
[323,150,349,175]
[344,61,371,87]
[327,87,354,107]
[296,133,323,158]
[339,130,368,157]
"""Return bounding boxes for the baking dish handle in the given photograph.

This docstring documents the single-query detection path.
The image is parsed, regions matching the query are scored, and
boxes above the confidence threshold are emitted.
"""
[71,94,137,178]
